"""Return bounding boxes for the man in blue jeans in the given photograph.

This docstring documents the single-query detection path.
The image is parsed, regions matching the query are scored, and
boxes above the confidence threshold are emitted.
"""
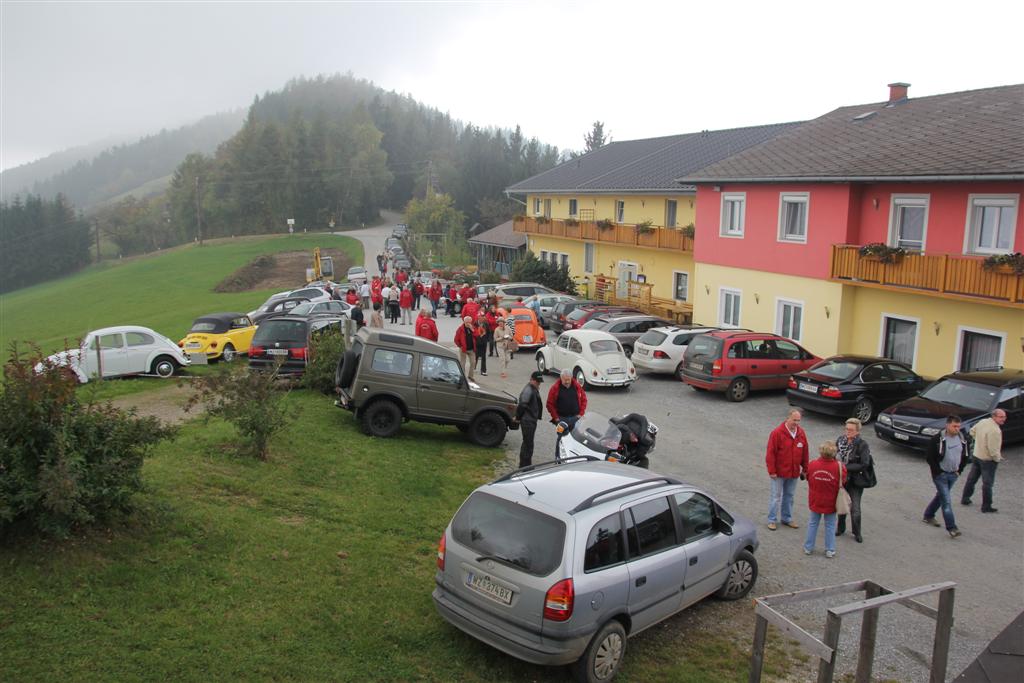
[923,415,971,538]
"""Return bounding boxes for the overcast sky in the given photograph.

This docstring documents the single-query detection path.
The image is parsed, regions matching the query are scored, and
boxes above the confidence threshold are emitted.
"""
[2,0,1023,171]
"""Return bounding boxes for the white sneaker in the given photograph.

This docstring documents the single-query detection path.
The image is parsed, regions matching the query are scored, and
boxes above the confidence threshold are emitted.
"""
[825,551,836,559]
[803,548,812,555]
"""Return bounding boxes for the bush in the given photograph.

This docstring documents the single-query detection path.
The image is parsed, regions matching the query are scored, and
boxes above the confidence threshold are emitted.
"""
[478,271,503,284]
[511,251,577,295]
[0,344,175,539]
[304,327,346,394]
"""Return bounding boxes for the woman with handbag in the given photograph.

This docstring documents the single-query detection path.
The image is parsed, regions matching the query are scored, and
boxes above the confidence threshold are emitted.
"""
[803,441,847,559]
[835,418,874,543]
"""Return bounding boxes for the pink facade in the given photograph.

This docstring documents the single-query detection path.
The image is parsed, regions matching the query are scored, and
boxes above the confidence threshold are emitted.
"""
[694,181,1024,280]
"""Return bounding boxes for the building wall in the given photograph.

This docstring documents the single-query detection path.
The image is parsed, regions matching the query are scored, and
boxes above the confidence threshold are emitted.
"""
[526,193,696,227]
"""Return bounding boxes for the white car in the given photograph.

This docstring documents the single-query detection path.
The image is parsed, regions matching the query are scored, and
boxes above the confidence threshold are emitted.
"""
[248,290,292,318]
[288,286,332,304]
[535,329,636,388]
[37,325,190,383]
[522,293,576,328]
[632,326,720,380]
[287,301,353,317]
[346,266,368,284]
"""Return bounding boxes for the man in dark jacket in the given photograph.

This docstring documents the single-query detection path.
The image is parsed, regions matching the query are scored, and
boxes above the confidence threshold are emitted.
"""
[546,368,588,459]
[515,371,544,468]
[765,408,809,531]
[923,415,971,538]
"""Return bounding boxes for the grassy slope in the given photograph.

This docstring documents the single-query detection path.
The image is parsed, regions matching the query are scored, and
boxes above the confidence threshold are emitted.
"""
[0,392,796,682]
[0,234,362,357]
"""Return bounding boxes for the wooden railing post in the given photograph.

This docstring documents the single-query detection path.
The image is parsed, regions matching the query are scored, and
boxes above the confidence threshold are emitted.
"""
[749,615,768,683]
[929,587,955,683]
[817,612,843,683]
[940,254,949,293]
[855,582,882,683]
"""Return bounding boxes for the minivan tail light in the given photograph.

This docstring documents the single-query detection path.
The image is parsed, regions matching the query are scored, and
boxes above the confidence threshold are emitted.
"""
[712,359,722,375]
[436,533,446,570]
[250,346,264,356]
[821,385,842,399]
[289,347,307,360]
[544,578,574,621]
[653,350,669,359]
[787,377,798,389]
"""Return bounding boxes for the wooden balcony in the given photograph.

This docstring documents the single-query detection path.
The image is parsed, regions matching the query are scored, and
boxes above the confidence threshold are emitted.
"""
[830,245,1024,308]
[513,217,694,252]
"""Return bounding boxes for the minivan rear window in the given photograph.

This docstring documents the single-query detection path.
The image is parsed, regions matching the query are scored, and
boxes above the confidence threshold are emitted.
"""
[451,492,565,577]
[252,319,307,343]
[684,335,723,359]
[638,330,667,346]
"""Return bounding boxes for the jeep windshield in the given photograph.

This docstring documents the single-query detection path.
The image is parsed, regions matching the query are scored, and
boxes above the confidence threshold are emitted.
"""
[918,378,998,412]
[451,492,565,576]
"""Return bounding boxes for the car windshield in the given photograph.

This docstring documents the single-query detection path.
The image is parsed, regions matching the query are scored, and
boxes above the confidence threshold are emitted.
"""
[810,360,863,381]
[289,303,315,316]
[590,340,620,355]
[451,492,565,577]
[638,330,667,346]
[581,319,606,329]
[513,313,533,321]
[189,321,221,333]
[684,335,723,359]
[252,319,307,344]
[566,308,593,322]
[919,379,999,412]
[571,412,621,451]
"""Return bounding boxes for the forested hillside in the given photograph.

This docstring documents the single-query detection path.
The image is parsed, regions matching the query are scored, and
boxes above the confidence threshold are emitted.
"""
[0,135,129,202]
[0,194,91,293]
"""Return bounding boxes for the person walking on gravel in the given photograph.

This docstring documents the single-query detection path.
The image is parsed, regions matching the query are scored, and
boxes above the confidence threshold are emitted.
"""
[835,418,874,543]
[923,415,971,538]
[514,371,544,469]
[454,316,476,381]
[765,408,809,531]
[961,409,1006,513]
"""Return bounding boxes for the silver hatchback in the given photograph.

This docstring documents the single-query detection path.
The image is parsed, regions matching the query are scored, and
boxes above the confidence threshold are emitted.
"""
[432,459,759,682]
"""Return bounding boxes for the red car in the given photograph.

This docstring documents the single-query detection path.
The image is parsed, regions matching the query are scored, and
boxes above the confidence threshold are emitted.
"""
[680,330,819,402]
[561,305,641,332]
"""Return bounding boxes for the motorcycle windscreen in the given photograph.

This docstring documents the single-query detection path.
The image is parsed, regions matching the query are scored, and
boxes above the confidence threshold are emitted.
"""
[571,412,621,452]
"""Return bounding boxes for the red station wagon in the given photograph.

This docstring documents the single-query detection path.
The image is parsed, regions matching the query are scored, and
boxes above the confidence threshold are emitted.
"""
[681,331,820,401]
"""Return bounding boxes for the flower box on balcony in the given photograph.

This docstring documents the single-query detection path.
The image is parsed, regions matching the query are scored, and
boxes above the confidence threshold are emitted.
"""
[858,243,906,265]
[982,253,1024,275]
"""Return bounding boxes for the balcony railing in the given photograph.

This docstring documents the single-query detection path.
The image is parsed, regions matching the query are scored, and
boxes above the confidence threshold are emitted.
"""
[513,217,694,252]
[830,245,1024,307]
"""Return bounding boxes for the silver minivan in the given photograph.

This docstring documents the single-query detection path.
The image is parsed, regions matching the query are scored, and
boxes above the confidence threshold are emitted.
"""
[433,459,759,682]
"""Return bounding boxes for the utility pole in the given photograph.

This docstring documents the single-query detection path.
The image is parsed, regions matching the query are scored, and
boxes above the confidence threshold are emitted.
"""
[93,219,101,263]
[195,175,203,246]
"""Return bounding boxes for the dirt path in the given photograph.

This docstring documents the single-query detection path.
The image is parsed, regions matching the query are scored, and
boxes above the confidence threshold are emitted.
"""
[109,383,194,425]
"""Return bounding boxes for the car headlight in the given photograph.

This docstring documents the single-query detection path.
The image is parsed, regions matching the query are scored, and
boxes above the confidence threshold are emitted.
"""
[877,414,892,426]
[557,438,567,460]
[921,427,941,436]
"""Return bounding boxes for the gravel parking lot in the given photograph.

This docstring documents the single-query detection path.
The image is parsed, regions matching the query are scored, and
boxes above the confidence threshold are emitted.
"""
[347,222,1023,682]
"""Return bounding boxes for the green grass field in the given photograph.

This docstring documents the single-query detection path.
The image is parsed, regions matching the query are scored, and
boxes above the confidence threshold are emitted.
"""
[0,233,362,359]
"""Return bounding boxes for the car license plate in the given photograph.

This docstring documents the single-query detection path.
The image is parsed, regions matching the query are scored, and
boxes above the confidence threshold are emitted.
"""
[267,349,289,356]
[636,347,649,355]
[186,342,202,349]
[799,382,818,393]
[893,432,909,441]
[689,361,703,370]
[523,335,532,342]
[466,573,513,605]
[607,367,623,374]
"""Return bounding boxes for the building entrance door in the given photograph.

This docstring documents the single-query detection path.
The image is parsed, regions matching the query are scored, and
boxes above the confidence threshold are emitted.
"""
[617,261,638,298]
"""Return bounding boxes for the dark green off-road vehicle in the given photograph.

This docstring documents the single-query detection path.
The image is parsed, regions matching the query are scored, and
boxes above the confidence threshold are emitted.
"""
[335,327,519,447]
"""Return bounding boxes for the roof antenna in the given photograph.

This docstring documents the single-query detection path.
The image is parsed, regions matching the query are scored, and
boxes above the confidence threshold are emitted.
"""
[514,473,535,496]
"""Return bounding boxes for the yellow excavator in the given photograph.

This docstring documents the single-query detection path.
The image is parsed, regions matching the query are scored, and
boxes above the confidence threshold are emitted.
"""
[307,247,335,283]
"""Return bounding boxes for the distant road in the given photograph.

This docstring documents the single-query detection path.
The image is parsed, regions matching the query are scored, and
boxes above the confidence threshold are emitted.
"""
[332,209,404,274]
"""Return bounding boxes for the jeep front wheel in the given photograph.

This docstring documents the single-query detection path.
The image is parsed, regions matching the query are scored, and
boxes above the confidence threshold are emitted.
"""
[361,400,403,438]
[468,412,507,448]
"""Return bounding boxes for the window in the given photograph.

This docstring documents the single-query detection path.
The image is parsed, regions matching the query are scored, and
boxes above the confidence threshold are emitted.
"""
[665,200,678,227]
[674,492,716,543]
[966,195,1017,254]
[778,193,809,242]
[958,329,1005,371]
[889,195,928,251]
[719,288,741,327]
[568,338,584,354]
[370,348,413,376]
[776,299,803,341]
[625,497,677,558]
[584,243,595,273]
[615,200,625,223]
[540,250,549,263]
[997,387,1021,411]
[125,332,154,347]
[884,363,917,381]
[673,272,688,302]
[533,198,542,215]
[720,193,745,236]
[420,354,463,385]
[881,315,918,367]
[560,253,568,269]
[584,513,625,572]
[860,364,890,383]
[773,340,803,360]
[569,198,578,217]
[90,333,124,350]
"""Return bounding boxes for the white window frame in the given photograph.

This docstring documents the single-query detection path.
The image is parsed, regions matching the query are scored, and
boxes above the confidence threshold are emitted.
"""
[777,192,809,243]
[672,271,689,302]
[887,194,929,252]
[775,297,804,342]
[584,242,595,273]
[533,197,543,216]
[615,200,625,223]
[719,287,742,328]
[720,192,745,238]
[665,199,678,228]
[877,313,921,369]
[962,194,1018,255]
[954,325,1006,372]
[569,198,579,217]
[540,250,549,262]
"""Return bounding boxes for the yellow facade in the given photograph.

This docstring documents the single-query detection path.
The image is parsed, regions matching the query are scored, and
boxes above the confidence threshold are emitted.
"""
[694,263,1024,377]
[526,193,696,228]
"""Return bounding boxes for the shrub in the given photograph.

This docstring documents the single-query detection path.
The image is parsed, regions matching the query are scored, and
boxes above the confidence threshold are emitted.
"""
[0,344,175,539]
[596,218,616,231]
[636,220,655,235]
[858,242,906,264]
[510,252,577,295]
[304,327,346,394]
[185,362,292,460]
[478,271,503,284]
[982,252,1024,275]
[681,223,695,238]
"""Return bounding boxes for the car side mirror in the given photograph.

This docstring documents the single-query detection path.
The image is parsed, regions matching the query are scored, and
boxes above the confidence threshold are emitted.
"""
[715,517,733,536]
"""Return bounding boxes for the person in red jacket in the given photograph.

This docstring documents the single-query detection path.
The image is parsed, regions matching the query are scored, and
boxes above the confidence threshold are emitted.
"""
[413,279,424,309]
[461,295,479,323]
[453,316,476,380]
[414,307,438,341]
[765,408,809,530]
[399,284,414,325]
[547,368,588,459]
[428,280,443,318]
[345,288,359,306]
[370,277,383,307]
[396,269,408,286]
[803,441,847,558]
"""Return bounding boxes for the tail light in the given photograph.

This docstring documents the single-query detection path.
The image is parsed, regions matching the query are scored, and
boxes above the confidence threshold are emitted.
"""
[177,341,184,348]
[821,385,842,399]
[210,342,218,348]
[711,359,723,375]
[629,367,635,375]
[436,533,446,570]
[592,370,598,377]
[250,346,264,356]
[787,377,798,389]
[544,578,574,621]
[289,347,307,360]
[653,350,669,359]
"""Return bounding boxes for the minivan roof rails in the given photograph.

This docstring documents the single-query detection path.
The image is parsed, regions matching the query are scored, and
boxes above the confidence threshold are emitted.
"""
[492,456,599,483]
[570,476,682,514]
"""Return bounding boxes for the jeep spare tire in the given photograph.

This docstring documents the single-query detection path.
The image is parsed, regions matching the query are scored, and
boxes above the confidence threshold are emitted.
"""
[336,350,357,389]
[468,412,507,448]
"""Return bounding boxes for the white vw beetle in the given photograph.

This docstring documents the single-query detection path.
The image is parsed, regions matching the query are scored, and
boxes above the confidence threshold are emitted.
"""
[535,329,636,388]
[38,325,190,383]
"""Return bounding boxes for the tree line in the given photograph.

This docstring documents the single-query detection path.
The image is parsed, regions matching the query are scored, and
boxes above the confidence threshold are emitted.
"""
[0,194,91,293]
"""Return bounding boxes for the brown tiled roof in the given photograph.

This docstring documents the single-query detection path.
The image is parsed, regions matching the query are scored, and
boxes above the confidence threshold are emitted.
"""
[467,220,527,249]
[678,84,1024,182]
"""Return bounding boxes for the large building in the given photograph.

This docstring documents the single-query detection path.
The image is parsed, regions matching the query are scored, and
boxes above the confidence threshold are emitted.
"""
[679,83,1023,377]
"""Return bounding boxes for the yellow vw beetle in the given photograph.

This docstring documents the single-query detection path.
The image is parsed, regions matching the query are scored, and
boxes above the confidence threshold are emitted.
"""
[178,312,256,362]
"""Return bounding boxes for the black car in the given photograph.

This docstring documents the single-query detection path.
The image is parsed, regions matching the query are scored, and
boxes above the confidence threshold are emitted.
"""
[548,299,601,335]
[875,369,1024,450]
[248,314,346,376]
[251,297,312,324]
[786,355,927,423]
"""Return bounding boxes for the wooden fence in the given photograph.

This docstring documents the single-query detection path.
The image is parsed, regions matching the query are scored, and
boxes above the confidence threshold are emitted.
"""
[514,217,694,252]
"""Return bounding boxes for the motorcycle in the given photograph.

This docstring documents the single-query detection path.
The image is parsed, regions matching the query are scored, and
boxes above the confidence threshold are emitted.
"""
[556,412,658,468]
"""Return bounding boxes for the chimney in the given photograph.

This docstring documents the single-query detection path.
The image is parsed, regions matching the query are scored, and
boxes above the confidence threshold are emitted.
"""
[887,82,910,103]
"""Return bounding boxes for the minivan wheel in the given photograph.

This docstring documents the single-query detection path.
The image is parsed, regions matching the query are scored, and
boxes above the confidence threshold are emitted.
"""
[152,356,176,378]
[726,377,750,402]
[361,400,402,438]
[716,549,758,600]
[536,353,548,374]
[572,619,627,683]
[468,412,507,448]
[853,397,874,424]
